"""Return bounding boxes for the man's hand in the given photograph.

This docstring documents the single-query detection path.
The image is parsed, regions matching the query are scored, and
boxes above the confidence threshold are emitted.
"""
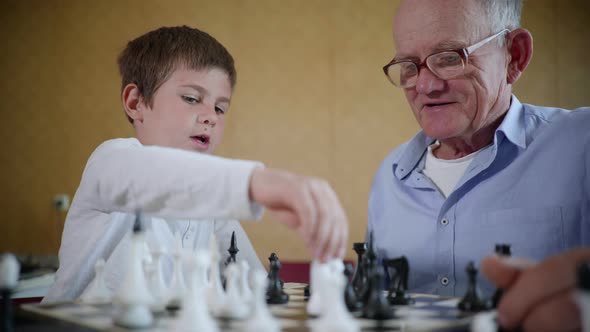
[481,248,590,332]
[249,168,349,261]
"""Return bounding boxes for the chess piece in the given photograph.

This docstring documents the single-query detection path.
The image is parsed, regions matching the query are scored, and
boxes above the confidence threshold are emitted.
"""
[238,260,253,305]
[362,267,394,320]
[266,257,289,305]
[219,263,249,319]
[458,261,490,312]
[267,253,284,288]
[0,253,19,332]
[172,250,219,332]
[113,212,154,329]
[576,262,590,332]
[167,232,187,311]
[351,242,367,295]
[80,258,112,303]
[146,248,168,312]
[344,263,363,312]
[491,244,511,308]
[243,269,281,332]
[384,256,414,305]
[225,231,239,265]
[306,260,322,315]
[359,232,378,305]
[207,235,226,316]
[311,264,360,332]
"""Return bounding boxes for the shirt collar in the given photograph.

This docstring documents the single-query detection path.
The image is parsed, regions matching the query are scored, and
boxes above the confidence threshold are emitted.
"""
[394,94,526,179]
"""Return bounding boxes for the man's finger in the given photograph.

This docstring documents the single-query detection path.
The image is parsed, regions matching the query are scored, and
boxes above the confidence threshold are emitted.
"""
[520,291,580,332]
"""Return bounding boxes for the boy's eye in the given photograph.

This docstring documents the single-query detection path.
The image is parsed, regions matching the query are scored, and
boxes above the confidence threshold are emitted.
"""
[182,95,201,104]
[215,107,226,114]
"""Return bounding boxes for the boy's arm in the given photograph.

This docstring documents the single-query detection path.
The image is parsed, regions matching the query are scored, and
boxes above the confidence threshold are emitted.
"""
[79,138,262,221]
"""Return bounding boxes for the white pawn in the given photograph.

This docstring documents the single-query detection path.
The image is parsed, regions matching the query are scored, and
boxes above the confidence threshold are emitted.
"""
[219,263,249,319]
[146,249,168,312]
[167,232,187,310]
[172,250,218,332]
[306,260,324,316]
[310,263,359,332]
[207,235,225,316]
[113,215,154,328]
[238,260,253,305]
[241,269,280,332]
[80,258,112,303]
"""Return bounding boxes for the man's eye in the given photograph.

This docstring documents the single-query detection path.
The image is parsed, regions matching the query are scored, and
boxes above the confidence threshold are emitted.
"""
[182,95,200,104]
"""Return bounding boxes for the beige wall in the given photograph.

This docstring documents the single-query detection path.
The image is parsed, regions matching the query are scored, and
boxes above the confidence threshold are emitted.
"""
[1,1,589,263]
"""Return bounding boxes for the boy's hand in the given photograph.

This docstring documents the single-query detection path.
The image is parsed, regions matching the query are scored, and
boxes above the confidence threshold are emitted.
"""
[481,248,590,332]
[249,168,348,262]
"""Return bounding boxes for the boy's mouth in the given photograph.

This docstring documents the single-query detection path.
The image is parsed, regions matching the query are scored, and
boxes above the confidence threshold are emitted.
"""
[191,135,210,144]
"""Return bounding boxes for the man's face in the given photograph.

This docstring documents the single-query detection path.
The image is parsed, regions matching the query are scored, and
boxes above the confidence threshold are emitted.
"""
[136,67,231,154]
[393,0,510,141]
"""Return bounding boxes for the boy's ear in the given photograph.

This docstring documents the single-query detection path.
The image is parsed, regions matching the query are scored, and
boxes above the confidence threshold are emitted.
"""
[122,83,145,123]
[506,28,533,85]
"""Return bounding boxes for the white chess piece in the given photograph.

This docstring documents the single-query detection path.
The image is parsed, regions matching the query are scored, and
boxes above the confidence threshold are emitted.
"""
[219,263,249,319]
[308,259,342,316]
[309,259,359,332]
[146,249,168,312]
[113,218,154,328]
[0,253,20,291]
[80,258,112,303]
[167,232,187,310]
[172,250,219,332]
[241,269,280,332]
[207,235,226,316]
[238,260,253,305]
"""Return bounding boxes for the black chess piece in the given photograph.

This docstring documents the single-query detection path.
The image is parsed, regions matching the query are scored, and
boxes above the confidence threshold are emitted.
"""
[1,254,20,332]
[491,244,511,308]
[266,257,289,304]
[303,284,310,300]
[359,233,378,305]
[458,261,490,312]
[384,256,414,305]
[362,267,394,320]
[351,242,368,295]
[225,231,239,266]
[267,253,284,288]
[344,263,363,312]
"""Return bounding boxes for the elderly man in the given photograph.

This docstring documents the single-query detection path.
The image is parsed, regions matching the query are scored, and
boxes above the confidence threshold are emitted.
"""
[368,0,589,331]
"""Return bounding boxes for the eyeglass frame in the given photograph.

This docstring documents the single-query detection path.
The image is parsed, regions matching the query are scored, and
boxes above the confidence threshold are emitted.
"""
[382,29,510,88]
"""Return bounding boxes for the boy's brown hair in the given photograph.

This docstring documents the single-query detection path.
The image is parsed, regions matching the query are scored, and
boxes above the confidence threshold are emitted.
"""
[117,25,236,123]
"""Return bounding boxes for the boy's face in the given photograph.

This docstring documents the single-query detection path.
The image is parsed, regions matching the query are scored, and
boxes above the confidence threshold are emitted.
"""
[135,67,231,154]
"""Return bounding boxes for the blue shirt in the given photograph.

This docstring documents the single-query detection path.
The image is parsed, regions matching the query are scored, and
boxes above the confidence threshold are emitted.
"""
[368,96,590,297]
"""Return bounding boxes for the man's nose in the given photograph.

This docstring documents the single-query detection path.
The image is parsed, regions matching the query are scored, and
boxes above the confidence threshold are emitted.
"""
[414,66,445,94]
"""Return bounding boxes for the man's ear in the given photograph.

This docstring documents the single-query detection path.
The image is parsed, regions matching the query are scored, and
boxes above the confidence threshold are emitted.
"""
[122,83,145,123]
[506,28,533,84]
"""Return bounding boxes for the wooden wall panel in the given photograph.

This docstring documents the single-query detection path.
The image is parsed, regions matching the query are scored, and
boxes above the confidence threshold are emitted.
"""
[1,1,588,263]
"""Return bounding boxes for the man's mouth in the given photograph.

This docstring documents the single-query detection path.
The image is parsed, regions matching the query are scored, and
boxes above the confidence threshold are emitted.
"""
[424,102,454,108]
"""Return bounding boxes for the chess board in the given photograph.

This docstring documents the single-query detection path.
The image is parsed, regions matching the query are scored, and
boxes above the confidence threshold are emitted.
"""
[19,283,480,332]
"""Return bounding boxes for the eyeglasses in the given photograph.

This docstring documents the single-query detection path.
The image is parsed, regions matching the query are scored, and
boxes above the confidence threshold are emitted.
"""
[383,29,509,89]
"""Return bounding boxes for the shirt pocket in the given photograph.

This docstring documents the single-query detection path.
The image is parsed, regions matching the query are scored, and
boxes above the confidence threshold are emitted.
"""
[482,206,565,260]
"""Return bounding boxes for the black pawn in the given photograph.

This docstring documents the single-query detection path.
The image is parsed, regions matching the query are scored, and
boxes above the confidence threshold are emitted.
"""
[267,253,284,288]
[359,233,378,305]
[492,244,511,308]
[344,263,363,312]
[225,231,239,265]
[351,242,368,295]
[266,257,289,304]
[362,268,394,320]
[458,261,490,312]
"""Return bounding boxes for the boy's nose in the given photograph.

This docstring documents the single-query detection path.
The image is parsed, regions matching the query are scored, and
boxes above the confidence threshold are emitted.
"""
[198,108,217,126]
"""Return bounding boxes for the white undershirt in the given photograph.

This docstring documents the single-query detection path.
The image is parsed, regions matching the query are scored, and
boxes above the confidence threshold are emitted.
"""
[422,141,479,198]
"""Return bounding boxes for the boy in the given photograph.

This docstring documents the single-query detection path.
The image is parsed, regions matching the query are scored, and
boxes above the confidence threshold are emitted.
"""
[44,26,348,301]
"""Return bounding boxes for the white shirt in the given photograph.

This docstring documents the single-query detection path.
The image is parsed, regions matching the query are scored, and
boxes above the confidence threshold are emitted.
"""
[422,142,478,198]
[44,138,265,302]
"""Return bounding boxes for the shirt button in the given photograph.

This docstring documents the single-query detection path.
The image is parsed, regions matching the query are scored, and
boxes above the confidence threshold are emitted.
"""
[440,218,449,225]
[441,276,449,286]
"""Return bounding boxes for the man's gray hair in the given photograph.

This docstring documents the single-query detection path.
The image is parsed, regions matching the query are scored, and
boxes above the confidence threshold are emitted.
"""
[478,0,523,45]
